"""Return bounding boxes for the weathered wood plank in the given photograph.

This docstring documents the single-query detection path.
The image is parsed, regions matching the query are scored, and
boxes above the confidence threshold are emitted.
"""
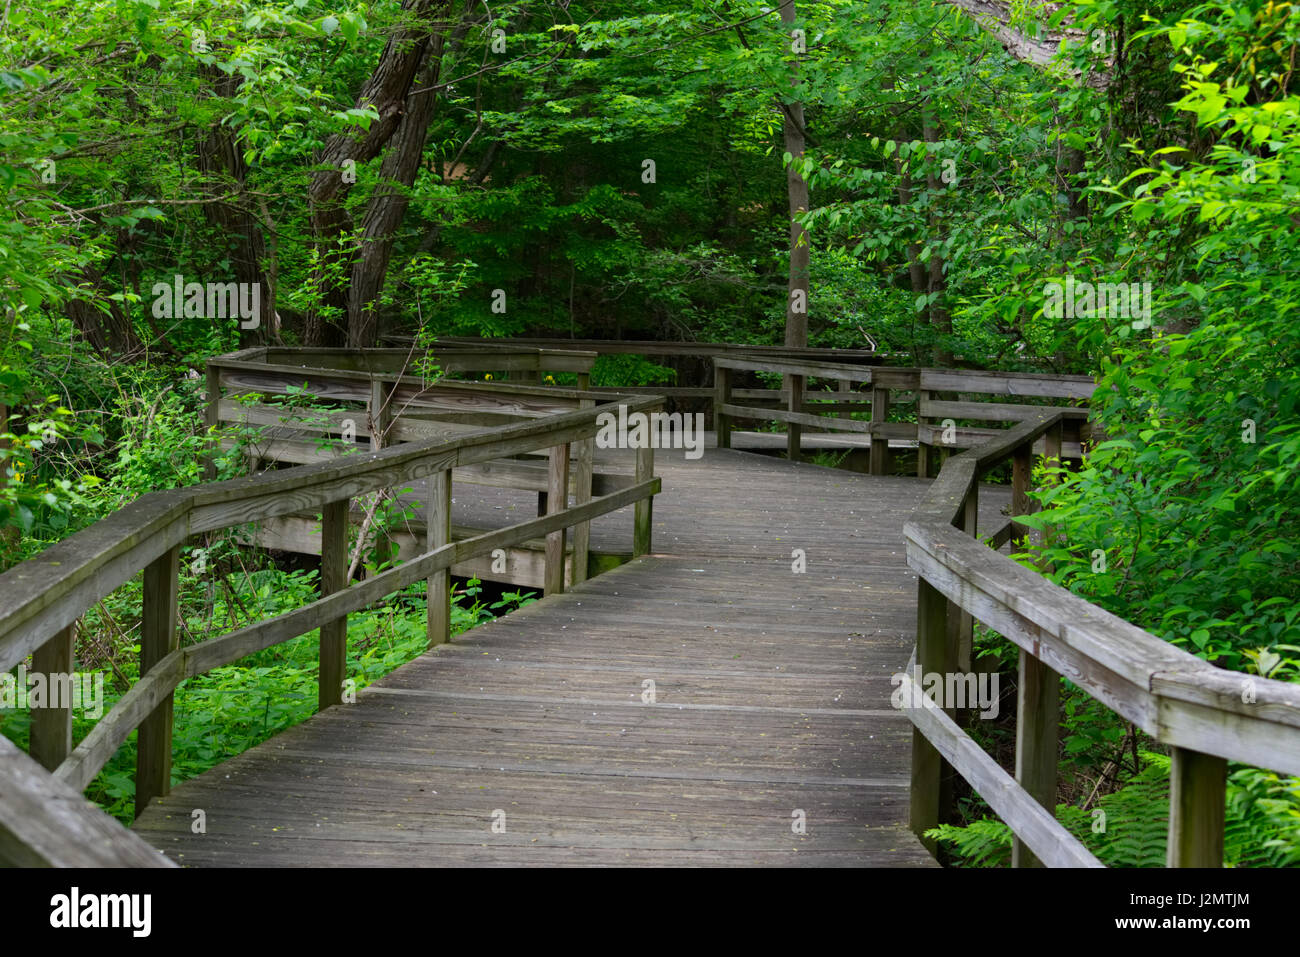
[318,500,349,709]
[1011,650,1060,868]
[1,735,174,867]
[545,444,570,596]
[29,625,74,772]
[136,545,179,817]
[919,368,1095,399]
[426,471,452,646]
[897,669,1101,868]
[1167,747,1226,867]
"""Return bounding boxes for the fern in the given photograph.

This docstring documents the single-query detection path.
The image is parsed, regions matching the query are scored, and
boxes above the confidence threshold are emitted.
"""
[930,752,1300,867]
[925,819,1012,867]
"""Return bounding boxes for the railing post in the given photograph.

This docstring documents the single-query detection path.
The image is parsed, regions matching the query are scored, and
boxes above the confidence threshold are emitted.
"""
[571,401,595,586]
[369,377,392,451]
[713,363,731,450]
[955,484,978,672]
[203,363,221,480]
[29,625,74,772]
[1011,441,1032,543]
[426,470,452,646]
[1167,747,1227,867]
[136,545,179,818]
[910,577,953,848]
[786,373,803,462]
[545,443,571,595]
[633,441,654,557]
[870,382,891,475]
[318,499,349,709]
[916,388,932,478]
[1011,650,1061,867]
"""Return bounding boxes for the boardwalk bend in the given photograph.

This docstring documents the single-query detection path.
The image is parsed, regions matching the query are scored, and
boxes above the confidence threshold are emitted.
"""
[2,343,1299,867]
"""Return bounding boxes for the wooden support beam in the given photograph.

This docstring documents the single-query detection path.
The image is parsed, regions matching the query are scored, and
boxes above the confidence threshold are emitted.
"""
[204,364,221,480]
[136,545,179,817]
[1011,441,1032,544]
[369,377,392,451]
[1167,747,1227,867]
[916,389,932,478]
[910,577,953,847]
[1012,651,1060,867]
[29,625,74,772]
[318,499,349,709]
[714,364,731,449]
[571,399,595,585]
[426,470,452,646]
[545,444,570,595]
[786,373,804,462]
[870,385,891,475]
[957,484,978,672]
[633,441,654,557]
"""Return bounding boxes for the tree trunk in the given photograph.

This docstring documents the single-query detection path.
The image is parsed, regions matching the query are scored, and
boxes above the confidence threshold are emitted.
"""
[65,261,145,360]
[305,0,445,346]
[197,67,274,348]
[348,6,475,348]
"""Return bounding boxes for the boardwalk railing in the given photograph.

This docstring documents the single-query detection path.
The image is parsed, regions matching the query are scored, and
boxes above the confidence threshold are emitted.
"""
[712,355,1093,475]
[205,347,646,586]
[903,409,1300,867]
[0,389,662,864]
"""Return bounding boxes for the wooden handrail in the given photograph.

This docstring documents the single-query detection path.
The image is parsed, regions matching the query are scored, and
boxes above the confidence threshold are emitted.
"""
[0,393,663,666]
[903,409,1300,867]
[0,388,664,858]
[0,735,173,867]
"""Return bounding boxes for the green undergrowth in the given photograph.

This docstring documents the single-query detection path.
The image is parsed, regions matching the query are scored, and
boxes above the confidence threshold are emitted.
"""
[928,753,1300,868]
[0,573,535,825]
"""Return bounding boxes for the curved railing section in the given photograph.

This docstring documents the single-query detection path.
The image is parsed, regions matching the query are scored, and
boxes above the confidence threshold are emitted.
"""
[902,410,1300,867]
[0,388,663,864]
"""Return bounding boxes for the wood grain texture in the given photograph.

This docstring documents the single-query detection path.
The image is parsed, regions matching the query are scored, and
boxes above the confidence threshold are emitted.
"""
[0,735,174,867]
[133,446,942,867]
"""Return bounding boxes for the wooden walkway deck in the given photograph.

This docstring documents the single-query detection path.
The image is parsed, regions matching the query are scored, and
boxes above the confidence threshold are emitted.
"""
[133,446,1009,866]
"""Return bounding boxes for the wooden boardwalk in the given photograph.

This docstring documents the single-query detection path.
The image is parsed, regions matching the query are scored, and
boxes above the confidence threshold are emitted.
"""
[133,445,1008,866]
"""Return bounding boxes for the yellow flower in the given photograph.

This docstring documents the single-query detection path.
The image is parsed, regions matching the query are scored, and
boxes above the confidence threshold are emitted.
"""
[484,373,493,381]
[544,375,555,385]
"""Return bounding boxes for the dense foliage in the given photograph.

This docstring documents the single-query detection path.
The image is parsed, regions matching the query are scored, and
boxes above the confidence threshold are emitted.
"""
[0,0,1297,863]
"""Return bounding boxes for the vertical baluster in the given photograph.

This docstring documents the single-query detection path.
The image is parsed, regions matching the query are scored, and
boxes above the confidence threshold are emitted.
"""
[714,363,731,450]
[318,500,349,709]
[1167,747,1227,867]
[369,377,392,451]
[571,400,595,586]
[633,440,654,557]
[910,578,953,848]
[870,383,891,475]
[426,470,452,646]
[30,625,74,772]
[786,373,803,462]
[916,388,932,478]
[136,545,179,817]
[545,443,571,594]
[1011,441,1032,544]
[203,364,221,480]
[956,484,978,672]
[1012,650,1060,867]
